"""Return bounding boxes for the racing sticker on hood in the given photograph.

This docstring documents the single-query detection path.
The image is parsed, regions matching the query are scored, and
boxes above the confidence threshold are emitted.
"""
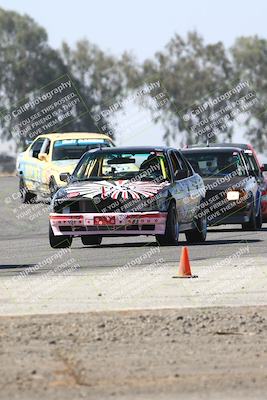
[65,180,169,200]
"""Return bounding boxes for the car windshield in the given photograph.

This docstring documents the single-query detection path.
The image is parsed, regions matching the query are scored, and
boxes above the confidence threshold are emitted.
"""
[52,139,112,161]
[73,151,170,182]
[184,151,247,177]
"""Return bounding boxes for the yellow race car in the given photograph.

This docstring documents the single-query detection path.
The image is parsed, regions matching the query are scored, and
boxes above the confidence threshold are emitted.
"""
[17,132,114,202]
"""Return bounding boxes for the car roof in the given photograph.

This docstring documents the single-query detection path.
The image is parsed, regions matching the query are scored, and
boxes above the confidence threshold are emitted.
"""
[185,143,252,150]
[182,146,243,153]
[34,132,113,141]
[198,143,250,149]
[217,143,249,149]
[86,146,174,153]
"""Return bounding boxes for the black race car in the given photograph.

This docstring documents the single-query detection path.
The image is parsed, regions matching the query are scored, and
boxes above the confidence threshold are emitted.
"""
[182,146,262,230]
[49,146,207,248]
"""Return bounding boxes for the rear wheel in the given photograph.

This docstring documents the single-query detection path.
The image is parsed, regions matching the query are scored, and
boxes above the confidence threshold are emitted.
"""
[156,202,179,246]
[20,178,37,204]
[185,215,207,243]
[81,236,102,246]
[49,223,72,248]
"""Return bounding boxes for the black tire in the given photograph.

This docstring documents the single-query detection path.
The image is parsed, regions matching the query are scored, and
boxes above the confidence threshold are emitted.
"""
[81,236,102,246]
[20,178,37,204]
[156,202,179,246]
[49,223,72,248]
[185,215,207,244]
[49,177,58,199]
[242,206,257,231]
[256,206,262,230]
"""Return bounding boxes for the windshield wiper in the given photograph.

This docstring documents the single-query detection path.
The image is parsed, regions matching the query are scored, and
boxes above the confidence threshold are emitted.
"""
[74,177,104,182]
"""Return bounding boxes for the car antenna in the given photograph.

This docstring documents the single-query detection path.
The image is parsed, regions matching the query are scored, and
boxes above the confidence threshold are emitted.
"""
[206,136,210,147]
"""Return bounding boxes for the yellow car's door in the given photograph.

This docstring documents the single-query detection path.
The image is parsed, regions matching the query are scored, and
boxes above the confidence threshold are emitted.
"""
[22,137,46,191]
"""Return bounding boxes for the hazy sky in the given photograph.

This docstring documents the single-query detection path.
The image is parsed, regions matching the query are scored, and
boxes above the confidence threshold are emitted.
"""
[0,0,266,60]
[1,0,266,159]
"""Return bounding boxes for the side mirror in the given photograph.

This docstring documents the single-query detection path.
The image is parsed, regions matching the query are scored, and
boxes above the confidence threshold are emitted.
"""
[261,164,267,172]
[60,172,71,182]
[175,169,188,180]
[24,139,33,150]
[38,153,48,162]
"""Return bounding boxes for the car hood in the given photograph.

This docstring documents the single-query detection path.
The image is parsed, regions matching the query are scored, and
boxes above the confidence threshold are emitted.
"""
[52,159,79,166]
[62,179,169,201]
[52,159,79,173]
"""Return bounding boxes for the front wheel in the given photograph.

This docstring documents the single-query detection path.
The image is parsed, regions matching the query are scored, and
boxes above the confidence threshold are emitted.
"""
[20,178,37,204]
[242,206,257,231]
[81,236,102,246]
[49,223,72,248]
[256,206,262,230]
[185,215,207,243]
[156,202,179,246]
[49,177,58,199]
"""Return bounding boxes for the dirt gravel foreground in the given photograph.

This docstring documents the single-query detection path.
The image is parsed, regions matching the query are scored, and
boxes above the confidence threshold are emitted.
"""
[0,306,267,400]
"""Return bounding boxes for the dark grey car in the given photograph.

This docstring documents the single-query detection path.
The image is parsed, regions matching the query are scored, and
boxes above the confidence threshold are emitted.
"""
[182,146,262,230]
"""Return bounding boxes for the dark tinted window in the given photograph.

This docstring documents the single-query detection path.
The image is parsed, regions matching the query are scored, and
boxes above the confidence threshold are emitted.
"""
[30,139,45,158]
[169,151,181,177]
[175,151,192,177]
[244,152,261,177]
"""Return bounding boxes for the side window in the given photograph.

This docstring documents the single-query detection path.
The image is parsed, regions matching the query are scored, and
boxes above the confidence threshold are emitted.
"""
[175,151,193,177]
[248,154,261,177]
[169,151,181,178]
[29,139,45,159]
[241,153,252,176]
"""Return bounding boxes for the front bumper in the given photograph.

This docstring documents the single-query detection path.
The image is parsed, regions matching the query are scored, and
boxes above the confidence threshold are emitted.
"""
[208,206,252,226]
[204,192,253,226]
[261,201,267,222]
[50,211,167,236]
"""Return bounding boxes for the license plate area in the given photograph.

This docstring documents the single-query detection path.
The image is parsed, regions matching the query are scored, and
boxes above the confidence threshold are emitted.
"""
[93,216,116,225]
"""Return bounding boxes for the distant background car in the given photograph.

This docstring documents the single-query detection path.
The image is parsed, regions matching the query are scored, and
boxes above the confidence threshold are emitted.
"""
[0,154,16,174]
[185,142,267,223]
[49,146,207,248]
[17,132,114,202]
[182,145,262,230]
[230,143,267,223]
[261,163,267,222]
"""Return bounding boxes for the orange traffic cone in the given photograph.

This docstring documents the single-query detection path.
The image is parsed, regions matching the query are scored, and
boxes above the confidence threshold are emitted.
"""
[173,246,198,278]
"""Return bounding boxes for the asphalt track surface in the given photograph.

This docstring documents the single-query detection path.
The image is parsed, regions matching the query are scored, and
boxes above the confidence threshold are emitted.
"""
[1,176,267,400]
[1,176,267,315]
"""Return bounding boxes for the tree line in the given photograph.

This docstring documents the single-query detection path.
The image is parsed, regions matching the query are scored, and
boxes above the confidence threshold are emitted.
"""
[0,7,267,153]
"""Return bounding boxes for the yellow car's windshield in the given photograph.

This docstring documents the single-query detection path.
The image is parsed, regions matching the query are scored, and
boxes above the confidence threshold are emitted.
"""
[52,139,112,161]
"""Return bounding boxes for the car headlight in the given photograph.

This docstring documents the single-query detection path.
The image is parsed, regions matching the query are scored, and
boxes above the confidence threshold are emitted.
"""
[227,191,240,201]
[51,188,68,209]
[226,189,247,201]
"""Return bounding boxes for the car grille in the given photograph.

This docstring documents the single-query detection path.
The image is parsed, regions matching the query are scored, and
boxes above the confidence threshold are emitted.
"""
[54,197,152,214]
[55,200,98,213]
[59,224,156,232]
